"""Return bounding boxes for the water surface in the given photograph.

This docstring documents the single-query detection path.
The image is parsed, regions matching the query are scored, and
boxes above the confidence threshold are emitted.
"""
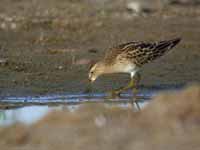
[0,85,183,126]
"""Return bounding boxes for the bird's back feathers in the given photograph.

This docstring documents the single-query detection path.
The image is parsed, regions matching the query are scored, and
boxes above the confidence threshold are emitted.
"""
[104,38,181,66]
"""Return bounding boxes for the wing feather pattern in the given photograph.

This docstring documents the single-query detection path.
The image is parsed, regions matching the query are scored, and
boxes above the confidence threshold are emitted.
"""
[104,38,181,66]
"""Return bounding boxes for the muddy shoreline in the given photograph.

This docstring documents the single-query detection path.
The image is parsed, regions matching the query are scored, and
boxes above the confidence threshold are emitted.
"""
[0,0,200,96]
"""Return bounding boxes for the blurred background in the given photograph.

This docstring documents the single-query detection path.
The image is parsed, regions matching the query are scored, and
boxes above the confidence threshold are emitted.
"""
[0,1,200,149]
[0,0,200,96]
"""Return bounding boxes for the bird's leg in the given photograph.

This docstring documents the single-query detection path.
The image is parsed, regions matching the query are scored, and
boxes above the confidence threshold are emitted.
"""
[84,81,93,93]
[131,72,141,95]
[131,73,141,110]
[109,78,134,97]
[110,72,140,97]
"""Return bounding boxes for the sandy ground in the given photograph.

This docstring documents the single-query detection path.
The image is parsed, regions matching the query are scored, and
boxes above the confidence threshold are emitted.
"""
[0,85,200,150]
[0,0,200,96]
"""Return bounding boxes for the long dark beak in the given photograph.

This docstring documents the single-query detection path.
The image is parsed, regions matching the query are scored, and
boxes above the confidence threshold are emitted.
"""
[88,77,95,83]
[88,78,92,83]
[84,78,93,93]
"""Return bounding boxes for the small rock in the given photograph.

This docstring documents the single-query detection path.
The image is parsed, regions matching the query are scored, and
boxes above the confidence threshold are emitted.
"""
[10,23,17,30]
[14,65,25,72]
[166,0,200,5]
[94,115,107,128]
[48,49,77,54]
[75,59,91,65]
[127,1,142,14]
[0,58,8,66]
[5,16,13,22]
[0,22,7,29]
[12,79,17,84]
[126,0,163,15]
[95,21,103,27]
[88,48,98,53]
[58,65,64,70]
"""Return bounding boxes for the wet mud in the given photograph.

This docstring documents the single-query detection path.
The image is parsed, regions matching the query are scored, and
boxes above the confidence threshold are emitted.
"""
[0,0,199,96]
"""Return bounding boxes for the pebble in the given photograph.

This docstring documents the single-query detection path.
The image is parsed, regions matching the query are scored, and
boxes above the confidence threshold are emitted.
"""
[58,66,64,70]
[126,0,166,15]
[0,58,8,66]
[94,115,107,128]
[88,48,98,53]
[127,1,142,14]
[10,23,17,30]
[75,59,90,65]
[0,22,7,29]
[165,0,200,5]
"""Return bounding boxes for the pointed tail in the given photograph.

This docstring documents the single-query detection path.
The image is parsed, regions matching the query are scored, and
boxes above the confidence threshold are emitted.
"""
[156,38,181,51]
[167,37,181,49]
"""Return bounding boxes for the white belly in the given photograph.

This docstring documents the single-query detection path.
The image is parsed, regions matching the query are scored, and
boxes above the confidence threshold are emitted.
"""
[113,62,139,74]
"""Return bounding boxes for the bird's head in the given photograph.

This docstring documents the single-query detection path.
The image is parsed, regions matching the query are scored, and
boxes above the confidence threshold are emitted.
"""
[88,61,106,82]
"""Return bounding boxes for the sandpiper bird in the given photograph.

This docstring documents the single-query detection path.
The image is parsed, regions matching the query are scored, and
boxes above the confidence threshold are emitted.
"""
[89,38,181,96]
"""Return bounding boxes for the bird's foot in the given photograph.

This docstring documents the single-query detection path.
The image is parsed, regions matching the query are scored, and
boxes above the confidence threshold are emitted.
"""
[83,82,93,93]
[130,87,141,110]
[132,87,138,97]
[107,90,122,99]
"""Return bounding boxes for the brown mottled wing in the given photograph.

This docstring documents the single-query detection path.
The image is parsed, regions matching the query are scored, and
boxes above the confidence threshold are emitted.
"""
[103,41,139,64]
[105,38,181,66]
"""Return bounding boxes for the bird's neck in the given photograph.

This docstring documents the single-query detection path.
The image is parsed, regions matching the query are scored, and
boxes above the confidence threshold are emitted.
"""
[101,63,118,74]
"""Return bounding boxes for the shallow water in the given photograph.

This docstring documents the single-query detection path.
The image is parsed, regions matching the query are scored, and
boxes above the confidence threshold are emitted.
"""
[0,103,149,126]
[0,93,149,126]
[0,85,181,105]
[0,85,183,126]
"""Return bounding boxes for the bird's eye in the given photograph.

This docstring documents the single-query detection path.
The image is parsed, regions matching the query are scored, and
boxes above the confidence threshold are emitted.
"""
[90,71,94,74]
